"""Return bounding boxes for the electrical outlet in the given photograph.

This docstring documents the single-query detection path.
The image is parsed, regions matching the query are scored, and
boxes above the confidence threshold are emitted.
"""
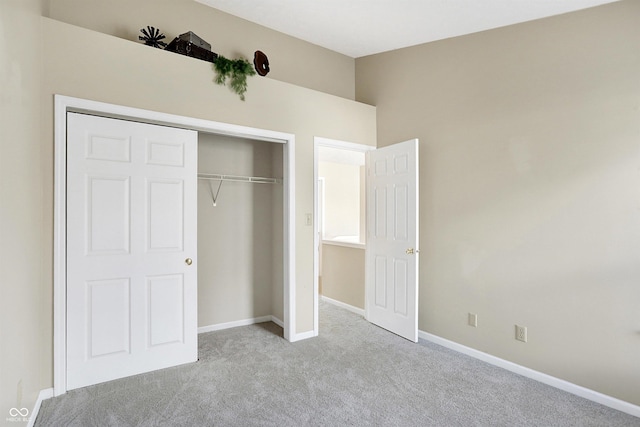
[468,313,478,327]
[515,325,527,342]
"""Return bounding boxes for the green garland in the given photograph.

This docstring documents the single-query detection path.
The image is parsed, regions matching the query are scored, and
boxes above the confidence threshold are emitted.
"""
[213,55,256,101]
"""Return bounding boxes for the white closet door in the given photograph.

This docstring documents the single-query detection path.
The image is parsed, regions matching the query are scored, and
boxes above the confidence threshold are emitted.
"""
[66,113,198,390]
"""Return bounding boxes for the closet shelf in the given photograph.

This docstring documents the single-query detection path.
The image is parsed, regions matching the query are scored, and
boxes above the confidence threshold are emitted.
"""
[197,173,281,184]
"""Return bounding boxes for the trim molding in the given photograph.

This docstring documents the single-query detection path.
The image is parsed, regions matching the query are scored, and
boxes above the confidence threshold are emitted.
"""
[322,240,365,250]
[271,316,284,328]
[198,316,274,334]
[321,295,365,317]
[198,315,285,334]
[196,314,312,342]
[290,329,316,342]
[27,388,54,427]
[418,330,640,418]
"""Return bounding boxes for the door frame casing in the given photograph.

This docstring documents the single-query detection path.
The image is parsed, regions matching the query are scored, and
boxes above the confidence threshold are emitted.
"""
[313,137,374,335]
[54,95,296,396]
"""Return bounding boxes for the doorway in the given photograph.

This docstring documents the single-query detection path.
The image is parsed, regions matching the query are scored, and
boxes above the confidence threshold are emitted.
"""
[313,137,420,342]
[54,95,296,396]
[313,137,374,334]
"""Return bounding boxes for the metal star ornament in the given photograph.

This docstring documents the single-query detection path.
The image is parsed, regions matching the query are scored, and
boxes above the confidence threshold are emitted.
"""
[139,26,167,49]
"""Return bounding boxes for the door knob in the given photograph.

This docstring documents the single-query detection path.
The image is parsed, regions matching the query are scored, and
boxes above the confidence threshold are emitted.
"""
[406,248,419,255]
[185,258,193,266]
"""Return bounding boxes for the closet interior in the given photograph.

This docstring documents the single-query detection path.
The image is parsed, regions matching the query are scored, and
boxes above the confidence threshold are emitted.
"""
[197,133,284,329]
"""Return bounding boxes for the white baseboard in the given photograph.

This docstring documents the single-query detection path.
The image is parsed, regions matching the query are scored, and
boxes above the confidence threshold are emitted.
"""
[27,388,54,427]
[271,316,284,328]
[289,329,316,342]
[321,295,365,317]
[198,315,274,334]
[418,330,640,418]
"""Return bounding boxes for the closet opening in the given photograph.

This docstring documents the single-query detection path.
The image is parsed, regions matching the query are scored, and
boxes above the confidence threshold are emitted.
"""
[54,95,296,396]
[197,133,285,334]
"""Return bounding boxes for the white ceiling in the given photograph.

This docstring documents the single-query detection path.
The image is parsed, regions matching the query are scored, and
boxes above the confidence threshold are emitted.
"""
[196,0,619,58]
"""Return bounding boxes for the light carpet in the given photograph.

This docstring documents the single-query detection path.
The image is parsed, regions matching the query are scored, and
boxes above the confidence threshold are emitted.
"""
[36,301,639,426]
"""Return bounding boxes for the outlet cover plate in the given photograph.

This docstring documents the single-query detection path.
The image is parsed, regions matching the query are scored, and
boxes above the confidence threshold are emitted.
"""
[515,325,527,342]
[468,313,478,327]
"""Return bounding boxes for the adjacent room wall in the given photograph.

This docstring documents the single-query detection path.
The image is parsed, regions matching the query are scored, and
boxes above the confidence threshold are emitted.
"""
[197,134,282,327]
[44,0,355,99]
[321,244,365,310]
[318,161,361,240]
[318,154,367,312]
[0,0,51,420]
[356,0,640,406]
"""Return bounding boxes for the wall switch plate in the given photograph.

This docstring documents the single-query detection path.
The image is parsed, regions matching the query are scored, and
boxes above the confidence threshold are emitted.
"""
[305,213,313,226]
[515,325,527,342]
[468,313,478,327]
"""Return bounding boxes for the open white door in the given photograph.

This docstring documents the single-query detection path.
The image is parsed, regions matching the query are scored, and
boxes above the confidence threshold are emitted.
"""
[365,139,419,342]
[66,113,198,390]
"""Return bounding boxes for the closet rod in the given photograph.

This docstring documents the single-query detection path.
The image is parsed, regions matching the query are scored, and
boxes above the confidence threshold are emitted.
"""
[197,173,281,184]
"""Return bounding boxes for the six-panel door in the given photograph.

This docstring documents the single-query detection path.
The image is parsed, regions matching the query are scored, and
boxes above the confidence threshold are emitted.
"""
[66,113,198,390]
[366,139,419,342]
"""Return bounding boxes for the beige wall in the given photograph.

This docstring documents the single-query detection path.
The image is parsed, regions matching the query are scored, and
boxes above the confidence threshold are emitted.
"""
[321,244,365,310]
[319,161,361,240]
[0,0,51,422]
[197,134,283,327]
[318,160,367,310]
[5,0,637,417]
[36,13,374,385]
[1,3,374,413]
[356,0,640,406]
[44,0,355,99]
